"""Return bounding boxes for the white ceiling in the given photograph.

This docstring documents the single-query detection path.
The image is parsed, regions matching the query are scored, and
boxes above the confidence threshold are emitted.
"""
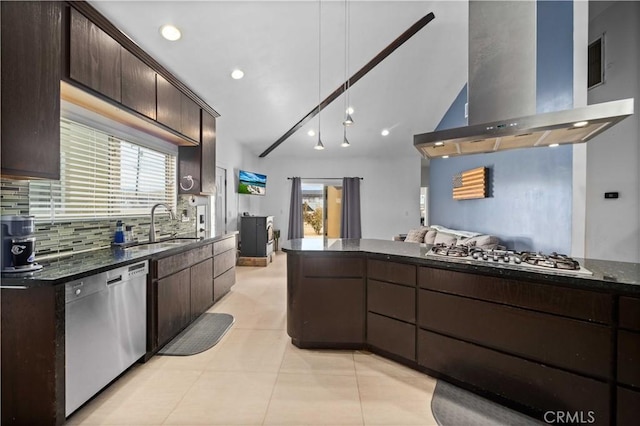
[89,1,468,159]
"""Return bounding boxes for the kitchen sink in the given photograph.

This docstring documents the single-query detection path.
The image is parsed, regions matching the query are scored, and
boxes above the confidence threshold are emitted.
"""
[122,238,200,252]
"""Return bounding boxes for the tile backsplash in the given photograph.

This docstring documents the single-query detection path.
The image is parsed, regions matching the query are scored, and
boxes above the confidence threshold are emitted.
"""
[1,179,198,258]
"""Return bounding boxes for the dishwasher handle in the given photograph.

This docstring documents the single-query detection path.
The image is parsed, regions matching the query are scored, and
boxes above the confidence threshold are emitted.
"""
[107,276,122,285]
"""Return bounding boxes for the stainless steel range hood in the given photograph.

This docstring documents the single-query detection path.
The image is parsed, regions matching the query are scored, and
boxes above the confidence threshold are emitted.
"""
[414,98,634,159]
[414,1,634,159]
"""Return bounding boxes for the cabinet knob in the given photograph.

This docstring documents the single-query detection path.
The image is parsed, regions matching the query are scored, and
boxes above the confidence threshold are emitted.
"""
[75,288,82,296]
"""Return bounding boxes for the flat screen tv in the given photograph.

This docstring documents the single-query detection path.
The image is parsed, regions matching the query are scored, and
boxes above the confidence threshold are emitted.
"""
[238,170,267,195]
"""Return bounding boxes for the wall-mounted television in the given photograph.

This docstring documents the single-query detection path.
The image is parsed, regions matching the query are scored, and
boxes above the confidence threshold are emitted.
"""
[238,170,267,195]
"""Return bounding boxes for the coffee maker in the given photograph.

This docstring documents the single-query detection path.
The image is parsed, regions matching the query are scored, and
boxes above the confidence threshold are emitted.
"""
[1,215,43,273]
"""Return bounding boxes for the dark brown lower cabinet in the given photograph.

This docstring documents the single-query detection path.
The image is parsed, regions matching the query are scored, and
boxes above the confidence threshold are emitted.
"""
[157,268,191,347]
[214,267,235,302]
[617,386,640,426]
[367,312,415,361]
[418,330,611,424]
[300,277,365,345]
[190,258,214,320]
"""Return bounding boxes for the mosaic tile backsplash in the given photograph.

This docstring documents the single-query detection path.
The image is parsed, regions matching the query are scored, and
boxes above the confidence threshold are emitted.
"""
[1,179,199,259]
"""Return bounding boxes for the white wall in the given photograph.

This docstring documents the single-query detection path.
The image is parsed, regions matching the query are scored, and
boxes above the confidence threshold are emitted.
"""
[254,155,421,240]
[215,126,262,234]
[586,1,640,262]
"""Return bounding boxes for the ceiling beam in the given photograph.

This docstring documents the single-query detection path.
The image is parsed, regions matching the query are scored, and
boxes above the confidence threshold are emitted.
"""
[259,11,436,158]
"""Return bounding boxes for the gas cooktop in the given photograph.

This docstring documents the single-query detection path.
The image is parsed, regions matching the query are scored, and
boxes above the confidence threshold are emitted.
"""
[427,244,593,276]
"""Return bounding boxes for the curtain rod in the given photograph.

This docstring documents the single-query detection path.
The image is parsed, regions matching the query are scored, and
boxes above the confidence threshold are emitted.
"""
[287,177,363,180]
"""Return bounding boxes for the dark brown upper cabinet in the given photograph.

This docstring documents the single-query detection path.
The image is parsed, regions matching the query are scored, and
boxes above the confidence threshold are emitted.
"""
[121,49,156,120]
[69,8,121,102]
[181,94,201,143]
[179,111,216,194]
[1,1,62,180]
[157,75,184,136]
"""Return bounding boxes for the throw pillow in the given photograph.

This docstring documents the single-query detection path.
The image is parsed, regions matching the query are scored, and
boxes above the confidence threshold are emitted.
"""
[433,232,458,246]
[404,227,430,243]
[424,229,438,244]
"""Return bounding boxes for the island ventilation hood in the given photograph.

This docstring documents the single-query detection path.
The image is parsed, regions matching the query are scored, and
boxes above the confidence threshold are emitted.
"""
[414,1,634,159]
[414,98,634,159]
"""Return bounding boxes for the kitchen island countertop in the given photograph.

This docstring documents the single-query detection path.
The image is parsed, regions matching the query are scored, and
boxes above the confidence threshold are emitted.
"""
[1,232,238,287]
[282,238,640,294]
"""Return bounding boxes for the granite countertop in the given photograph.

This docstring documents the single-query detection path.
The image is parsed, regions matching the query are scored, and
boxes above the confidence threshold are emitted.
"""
[282,238,640,294]
[0,232,238,287]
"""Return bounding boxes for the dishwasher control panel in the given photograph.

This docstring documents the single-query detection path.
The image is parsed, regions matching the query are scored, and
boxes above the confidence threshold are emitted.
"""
[65,261,148,301]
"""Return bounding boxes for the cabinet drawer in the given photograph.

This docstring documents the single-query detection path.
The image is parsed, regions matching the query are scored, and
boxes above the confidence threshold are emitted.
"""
[418,289,611,379]
[618,329,640,387]
[214,236,236,256]
[192,244,213,265]
[368,259,416,286]
[618,386,640,426]
[214,249,236,277]
[620,296,640,332]
[418,330,610,424]
[368,279,415,323]
[302,256,364,278]
[418,267,612,324]
[156,251,191,279]
[367,312,415,361]
[214,267,235,303]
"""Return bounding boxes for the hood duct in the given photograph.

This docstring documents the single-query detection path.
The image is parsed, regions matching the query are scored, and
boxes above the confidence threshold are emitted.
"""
[414,1,634,159]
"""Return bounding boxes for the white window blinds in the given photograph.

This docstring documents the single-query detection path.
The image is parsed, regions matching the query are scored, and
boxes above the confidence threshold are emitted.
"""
[30,118,176,221]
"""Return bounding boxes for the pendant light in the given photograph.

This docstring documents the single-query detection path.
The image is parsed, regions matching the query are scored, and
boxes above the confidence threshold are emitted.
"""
[342,0,354,128]
[315,0,325,150]
[341,127,350,147]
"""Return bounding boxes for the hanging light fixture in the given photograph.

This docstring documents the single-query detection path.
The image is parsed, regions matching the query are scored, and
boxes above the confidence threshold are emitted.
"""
[342,0,354,128]
[341,127,350,147]
[314,0,325,151]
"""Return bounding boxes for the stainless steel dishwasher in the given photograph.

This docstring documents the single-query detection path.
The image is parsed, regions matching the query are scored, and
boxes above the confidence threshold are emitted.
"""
[65,261,148,416]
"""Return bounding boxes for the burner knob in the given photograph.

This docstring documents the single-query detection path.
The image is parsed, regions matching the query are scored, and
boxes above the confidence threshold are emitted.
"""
[514,257,521,264]
[493,255,499,261]
[503,255,510,262]
[482,254,488,261]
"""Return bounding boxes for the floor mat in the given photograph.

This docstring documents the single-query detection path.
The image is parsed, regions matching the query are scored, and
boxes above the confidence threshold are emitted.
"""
[157,313,234,356]
[431,381,543,426]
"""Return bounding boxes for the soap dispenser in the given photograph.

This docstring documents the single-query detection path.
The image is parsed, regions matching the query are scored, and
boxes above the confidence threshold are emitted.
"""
[114,220,125,244]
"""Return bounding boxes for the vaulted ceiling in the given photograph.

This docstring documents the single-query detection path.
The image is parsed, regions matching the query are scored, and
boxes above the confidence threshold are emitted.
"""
[89,1,468,159]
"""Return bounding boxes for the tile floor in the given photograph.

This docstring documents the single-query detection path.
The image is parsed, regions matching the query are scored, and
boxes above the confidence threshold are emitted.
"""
[67,252,438,425]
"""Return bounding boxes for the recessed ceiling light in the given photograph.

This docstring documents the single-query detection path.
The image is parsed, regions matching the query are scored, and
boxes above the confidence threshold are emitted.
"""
[160,24,181,41]
[442,155,449,159]
[346,107,354,115]
[307,130,316,137]
[549,143,560,147]
[573,121,589,128]
[231,69,244,80]
[435,142,445,147]
[381,129,390,136]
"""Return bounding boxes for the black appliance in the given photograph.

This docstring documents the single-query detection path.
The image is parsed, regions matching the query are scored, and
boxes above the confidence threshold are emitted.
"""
[1,215,43,272]
[240,215,273,257]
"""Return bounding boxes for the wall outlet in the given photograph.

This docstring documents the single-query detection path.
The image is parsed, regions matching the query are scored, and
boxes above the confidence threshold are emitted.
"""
[181,209,190,222]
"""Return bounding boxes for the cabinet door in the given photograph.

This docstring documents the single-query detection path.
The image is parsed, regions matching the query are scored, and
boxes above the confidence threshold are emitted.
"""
[157,269,191,346]
[181,94,201,143]
[121,49,156,120]
[156,74,182,133]
[214,267,236,303]
[201,111,216,194]
[1,1,61,180]
[69,8,121,102]
[178,110,216,195]
[190,258,213,320]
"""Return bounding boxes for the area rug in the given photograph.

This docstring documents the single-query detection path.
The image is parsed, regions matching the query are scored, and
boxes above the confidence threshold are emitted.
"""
[431,380,543,425]
[157,313,234,356]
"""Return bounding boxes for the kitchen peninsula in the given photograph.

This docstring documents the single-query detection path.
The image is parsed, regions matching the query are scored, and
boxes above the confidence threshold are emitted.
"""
[282,238,640,426]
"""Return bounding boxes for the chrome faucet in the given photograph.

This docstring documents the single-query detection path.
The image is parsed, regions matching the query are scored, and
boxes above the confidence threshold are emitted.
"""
[149,203,175,242]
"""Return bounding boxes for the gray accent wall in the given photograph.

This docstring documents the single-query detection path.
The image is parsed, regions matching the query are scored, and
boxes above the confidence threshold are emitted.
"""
[586,1,640,262]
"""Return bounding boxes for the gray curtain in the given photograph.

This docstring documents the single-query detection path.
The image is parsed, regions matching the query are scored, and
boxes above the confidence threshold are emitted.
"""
[340,177,362,239]
[288,177,304,239]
